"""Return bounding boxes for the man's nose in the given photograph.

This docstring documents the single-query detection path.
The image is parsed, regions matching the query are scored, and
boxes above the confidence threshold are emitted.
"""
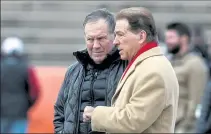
[93,39,101,48]
[113,37,119,46]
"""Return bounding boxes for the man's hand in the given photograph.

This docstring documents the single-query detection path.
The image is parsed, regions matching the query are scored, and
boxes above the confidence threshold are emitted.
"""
[83,106,95,122]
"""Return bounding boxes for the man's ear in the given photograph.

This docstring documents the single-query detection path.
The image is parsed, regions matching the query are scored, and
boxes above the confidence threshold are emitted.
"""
[180,35,189,45]
[138,30,147,44]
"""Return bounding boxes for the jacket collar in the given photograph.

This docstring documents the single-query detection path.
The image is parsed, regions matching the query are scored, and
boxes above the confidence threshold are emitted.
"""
[121,41,158,79]
[73,46,120,69]
[112,43,163,104]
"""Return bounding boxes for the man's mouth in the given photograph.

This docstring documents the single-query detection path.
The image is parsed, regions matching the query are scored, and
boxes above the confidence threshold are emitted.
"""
[93,52,103,54]
[118,48,122,51]
[93,52,104,56]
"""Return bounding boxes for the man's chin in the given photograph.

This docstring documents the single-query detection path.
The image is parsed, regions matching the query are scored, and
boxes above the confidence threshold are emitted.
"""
[120,55,127,60]
[92,57,105,64]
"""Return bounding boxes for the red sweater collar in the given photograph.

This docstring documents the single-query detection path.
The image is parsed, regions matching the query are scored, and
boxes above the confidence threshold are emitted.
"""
[122,41,158,79]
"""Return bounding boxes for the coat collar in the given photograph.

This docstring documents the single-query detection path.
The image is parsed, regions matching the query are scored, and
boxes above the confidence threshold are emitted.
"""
[121,41,158,79]
[73,47,120,69]
[112,44,164,104]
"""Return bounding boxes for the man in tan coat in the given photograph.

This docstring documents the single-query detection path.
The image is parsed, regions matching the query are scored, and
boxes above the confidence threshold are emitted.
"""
[83,7,179,133]
[165,22,209,132]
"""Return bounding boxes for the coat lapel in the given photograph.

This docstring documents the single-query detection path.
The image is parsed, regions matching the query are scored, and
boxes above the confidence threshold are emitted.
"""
[111,63,135,104]
[112,46,163,104]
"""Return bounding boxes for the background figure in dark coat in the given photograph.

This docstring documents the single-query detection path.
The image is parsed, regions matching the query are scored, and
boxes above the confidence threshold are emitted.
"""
[0,37,40,133]
[196,78,211,133]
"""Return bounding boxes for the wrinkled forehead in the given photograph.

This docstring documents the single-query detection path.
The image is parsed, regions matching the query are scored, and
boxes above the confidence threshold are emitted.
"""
[84,19,110,37]
[115,19,129,33]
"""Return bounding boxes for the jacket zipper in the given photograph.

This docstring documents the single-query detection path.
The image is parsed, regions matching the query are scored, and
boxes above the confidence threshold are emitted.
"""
[105,66,113,106]
[91,71,98,106]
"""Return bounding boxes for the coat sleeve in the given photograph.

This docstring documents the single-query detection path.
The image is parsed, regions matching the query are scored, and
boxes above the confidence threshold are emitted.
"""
[28,66,40,104]
[53,65,76,133]
[91,72,166,133]
[186,59,208,120]
[24,66,40,108]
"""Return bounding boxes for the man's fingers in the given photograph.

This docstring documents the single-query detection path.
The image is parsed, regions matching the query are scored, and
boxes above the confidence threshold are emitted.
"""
[83,113,91,122]
[84,106,91,112]
[83,117,90,122]
[83,106,94,122]
[83,116,91,122]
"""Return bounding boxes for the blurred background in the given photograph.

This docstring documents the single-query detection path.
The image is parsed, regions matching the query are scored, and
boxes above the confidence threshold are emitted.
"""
[1,0,211,133]
[1,1,211,65]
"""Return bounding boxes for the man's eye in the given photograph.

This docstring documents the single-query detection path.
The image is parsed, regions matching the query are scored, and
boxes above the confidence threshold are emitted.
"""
[116,34,123,37]
[99,36,107,40]
[97,37,104,40]
[87,38,93,41]
[120,33,124,36]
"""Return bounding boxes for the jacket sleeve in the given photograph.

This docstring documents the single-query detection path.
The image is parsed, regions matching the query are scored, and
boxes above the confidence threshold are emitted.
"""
[53,65,76,133]
[186,59,208,121]
[91,72,166,133]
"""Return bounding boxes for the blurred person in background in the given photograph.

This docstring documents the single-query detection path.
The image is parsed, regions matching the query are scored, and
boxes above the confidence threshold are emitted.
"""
[157,28,169,56]
[192,27,210,75]
[165,22,209,133]
[193,37,210,63]
[1,37,40,133]
[195,42,211,133]
[208,43,211,77]
[53,9,127,134]
[205,39,211,78]
[195,77,211,133]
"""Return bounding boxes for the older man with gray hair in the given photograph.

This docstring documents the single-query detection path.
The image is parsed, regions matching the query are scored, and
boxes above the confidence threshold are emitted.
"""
[53,9,127,134]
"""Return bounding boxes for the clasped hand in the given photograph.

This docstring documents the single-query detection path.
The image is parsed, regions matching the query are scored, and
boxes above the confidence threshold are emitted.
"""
[83,106,95,122]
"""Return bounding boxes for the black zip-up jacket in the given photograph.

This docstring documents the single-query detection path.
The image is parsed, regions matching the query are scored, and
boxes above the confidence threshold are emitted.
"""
[54,48,127,134]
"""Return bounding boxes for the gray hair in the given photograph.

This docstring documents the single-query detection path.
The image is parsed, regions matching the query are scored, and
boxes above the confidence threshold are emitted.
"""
[83,8,115,34]
[116,7,157,42]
